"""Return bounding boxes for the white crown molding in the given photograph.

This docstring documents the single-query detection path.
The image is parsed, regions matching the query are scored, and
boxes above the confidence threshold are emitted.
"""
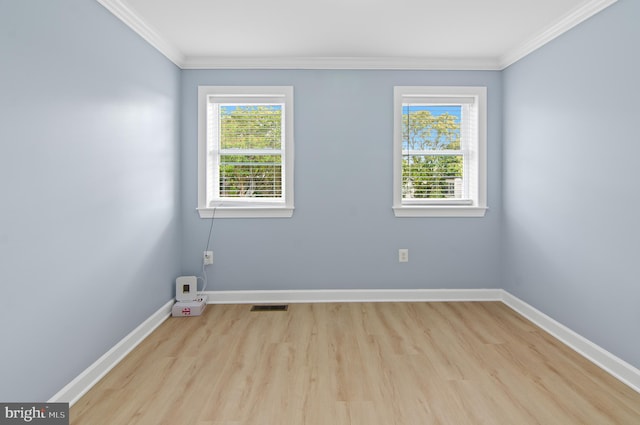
[499,0,618,69]
[48,300,173,406]
[98,0,617,71]
[97,0,185,67]
[181,56,501,71]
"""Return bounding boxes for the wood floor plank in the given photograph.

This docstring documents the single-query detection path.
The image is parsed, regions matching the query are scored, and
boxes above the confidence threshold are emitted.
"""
[70,302,640,424]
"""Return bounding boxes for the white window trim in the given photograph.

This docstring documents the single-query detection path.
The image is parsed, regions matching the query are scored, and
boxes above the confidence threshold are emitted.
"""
[197,86,294,218]
[393,86,488,218]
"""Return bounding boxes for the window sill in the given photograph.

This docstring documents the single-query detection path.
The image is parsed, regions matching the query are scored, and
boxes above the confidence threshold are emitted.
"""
[393,205,488,218]
[197,206,294,218]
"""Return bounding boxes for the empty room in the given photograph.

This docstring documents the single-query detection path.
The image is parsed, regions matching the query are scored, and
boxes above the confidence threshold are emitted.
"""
[1,0,639,424]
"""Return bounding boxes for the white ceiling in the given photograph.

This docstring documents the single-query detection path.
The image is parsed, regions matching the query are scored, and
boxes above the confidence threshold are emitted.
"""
[98,0,617,69]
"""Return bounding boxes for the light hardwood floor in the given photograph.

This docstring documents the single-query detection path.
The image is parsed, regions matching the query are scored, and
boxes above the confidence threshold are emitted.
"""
[70,302,640,424]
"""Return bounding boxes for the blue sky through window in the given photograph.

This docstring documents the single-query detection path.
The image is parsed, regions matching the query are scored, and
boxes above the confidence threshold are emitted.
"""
[220,104,282,114]
[403,105,461,150]
[402,105,461,119]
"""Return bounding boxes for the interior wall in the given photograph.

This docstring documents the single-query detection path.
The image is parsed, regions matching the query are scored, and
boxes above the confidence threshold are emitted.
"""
[180,70,503,291]
[0,0,182,401]
[502,0,640,369]
[5,0,634,405]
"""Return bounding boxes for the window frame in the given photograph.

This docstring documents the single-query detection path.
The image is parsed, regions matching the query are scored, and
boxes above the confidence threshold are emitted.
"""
[197,86,294,218]
[393,86,487,217]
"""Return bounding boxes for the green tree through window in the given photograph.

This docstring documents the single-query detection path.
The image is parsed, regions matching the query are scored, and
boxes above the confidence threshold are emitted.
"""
[218,105,283,198]
[402,106,463,199]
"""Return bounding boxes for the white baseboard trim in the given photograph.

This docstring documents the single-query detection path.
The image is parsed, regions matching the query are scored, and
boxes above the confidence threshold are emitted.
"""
[205,288,640,393]
[203,288,503,304]
[50,289,640,407]
[48,300,173,406]
[500,290,640,393]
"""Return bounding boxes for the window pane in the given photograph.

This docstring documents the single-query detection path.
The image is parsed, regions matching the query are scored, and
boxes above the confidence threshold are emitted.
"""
[402,154,463,199]
[219,155,282,198]
[402,105,461,151]
[220,105,282,150]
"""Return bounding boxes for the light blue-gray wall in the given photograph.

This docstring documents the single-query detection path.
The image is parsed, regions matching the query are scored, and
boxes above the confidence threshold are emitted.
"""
[180,70,503,291]
[2,0,637,405]
[503,0,640,369]
[0,0,181,401]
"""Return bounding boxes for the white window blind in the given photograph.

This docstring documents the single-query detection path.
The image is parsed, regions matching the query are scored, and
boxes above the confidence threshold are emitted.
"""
[393,86,487,217]
[402,102,472,203]
[198,86,294,218]
[207,100,285,202]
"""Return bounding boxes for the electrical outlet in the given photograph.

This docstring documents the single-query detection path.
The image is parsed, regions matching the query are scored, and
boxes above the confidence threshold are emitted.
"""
[399,249,409,263]
[203,251,213,265]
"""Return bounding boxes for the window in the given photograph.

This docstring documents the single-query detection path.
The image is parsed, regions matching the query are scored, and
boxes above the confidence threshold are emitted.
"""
[198,86,294,218]
[393,86,487,217]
